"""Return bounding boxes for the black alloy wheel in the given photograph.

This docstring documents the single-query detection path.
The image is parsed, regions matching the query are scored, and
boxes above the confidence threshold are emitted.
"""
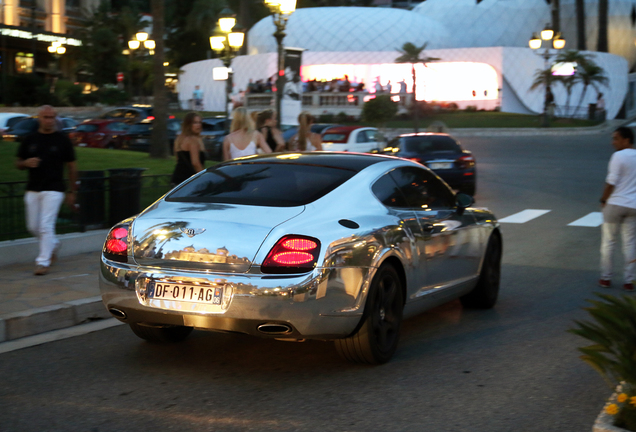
[460,232,501,309]
[335,264,404,364]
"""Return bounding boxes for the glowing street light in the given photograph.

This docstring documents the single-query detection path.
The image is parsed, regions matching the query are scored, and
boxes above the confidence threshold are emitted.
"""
[529,24,566,127]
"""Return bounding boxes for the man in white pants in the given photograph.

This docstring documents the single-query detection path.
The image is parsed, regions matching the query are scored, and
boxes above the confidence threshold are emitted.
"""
[15,106,77,275]
[599,127,636,291]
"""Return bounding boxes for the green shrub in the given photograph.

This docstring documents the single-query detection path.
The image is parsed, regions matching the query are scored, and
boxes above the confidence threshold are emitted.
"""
[361,95,398,127]
[319,113,335,123]
[570,293,636,430]
[335,111,349,124]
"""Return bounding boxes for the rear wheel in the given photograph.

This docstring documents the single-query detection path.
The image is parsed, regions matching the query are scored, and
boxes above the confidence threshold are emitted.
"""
[335,264,403,364]
[129,323,193,343]
[460,233,501,309]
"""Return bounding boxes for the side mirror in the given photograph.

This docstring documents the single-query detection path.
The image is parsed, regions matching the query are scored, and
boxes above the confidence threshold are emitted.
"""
[455,193,474,215]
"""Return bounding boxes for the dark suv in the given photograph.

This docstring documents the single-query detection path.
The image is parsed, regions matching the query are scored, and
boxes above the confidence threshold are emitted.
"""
[382,133,477,196]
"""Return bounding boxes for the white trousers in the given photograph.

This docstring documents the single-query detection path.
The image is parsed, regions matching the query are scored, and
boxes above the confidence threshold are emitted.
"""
[24,191,65,267]
[600,204,636,283]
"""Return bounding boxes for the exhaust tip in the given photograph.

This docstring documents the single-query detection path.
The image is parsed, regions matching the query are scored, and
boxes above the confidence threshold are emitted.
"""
[109,308,127,319]
[257,323,292,335]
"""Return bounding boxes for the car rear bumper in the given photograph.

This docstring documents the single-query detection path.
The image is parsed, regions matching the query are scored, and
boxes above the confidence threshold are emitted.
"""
[100,255,371,339]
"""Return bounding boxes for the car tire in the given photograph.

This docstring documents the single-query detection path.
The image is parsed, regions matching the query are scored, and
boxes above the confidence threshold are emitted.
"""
[334,264,403,364]
[460,232,501,309]
[129,323,193,343]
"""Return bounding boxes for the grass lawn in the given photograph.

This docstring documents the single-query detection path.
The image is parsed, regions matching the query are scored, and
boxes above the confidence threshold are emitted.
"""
[1,143,218,183]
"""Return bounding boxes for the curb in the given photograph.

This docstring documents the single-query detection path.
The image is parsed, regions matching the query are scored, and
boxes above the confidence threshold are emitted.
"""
[0,296,111,342]
[0,229,109,267]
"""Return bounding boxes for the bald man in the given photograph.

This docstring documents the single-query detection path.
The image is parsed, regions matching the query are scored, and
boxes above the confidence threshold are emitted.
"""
[15,105,77,275]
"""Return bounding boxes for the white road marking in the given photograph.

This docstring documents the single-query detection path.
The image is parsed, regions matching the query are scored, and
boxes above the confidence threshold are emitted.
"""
[498,209,551,224]
[0,319,124,355]
[568,212,603,227]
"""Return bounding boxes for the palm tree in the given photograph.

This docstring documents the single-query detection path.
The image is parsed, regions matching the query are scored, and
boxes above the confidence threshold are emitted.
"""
[530,66,558,119]
[598,0,608,52]
[395,42,440,133]
[576,61,609,113]
[554,50,593,116]
[150,0,169,159]
[576,0,586,50]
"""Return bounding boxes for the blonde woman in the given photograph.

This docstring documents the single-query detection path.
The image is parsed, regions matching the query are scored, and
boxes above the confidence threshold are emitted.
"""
[222,107,272,160]
[290,111,322,151]
[171,112,206,185]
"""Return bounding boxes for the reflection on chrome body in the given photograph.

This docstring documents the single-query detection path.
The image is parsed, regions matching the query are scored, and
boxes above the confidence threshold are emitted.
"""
[100,155,499,340]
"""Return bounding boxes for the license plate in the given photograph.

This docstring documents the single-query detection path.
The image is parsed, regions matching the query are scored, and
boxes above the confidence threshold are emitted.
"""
[135,138,148,144]
[428,162,453,170]
[148,281,223,305]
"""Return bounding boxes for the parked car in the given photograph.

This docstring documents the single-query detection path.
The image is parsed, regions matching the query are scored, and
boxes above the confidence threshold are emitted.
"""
[380,133,477,196]
[69,119,130,149]
[2,117,78,142]
[282,123,340,146]
[97,105,154,124]
[121,118,181,153]
[201,117,227,160]
[0,112,29,134]
[100,152,501,364]
[320,126,380,153]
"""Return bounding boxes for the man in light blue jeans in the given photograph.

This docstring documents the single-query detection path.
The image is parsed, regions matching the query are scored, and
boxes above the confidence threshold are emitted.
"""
[600,127,636,291]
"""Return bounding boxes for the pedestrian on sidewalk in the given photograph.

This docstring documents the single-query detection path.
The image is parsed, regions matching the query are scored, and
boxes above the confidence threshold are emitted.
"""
[599,126,636,291]
[15,105,77,276]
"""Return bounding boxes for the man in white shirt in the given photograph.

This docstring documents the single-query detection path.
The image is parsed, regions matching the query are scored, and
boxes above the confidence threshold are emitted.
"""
[599,127,636,291]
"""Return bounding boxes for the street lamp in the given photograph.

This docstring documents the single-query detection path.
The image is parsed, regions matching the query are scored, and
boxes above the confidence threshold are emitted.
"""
[210,6,245,129]
[47,41,65,93]
[263,0,297,128]
[127,32,156,100]
[529,24,566,127]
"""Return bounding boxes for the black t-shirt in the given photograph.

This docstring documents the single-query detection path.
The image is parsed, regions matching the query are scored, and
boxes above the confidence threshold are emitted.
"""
[17,131,76,192]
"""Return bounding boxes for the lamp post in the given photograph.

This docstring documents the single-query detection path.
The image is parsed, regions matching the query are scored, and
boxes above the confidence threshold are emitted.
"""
[47,42,66,94]
[529,25,565,127]
[263,0,296,128]
[210,6,245,131]
[127,31,155,101]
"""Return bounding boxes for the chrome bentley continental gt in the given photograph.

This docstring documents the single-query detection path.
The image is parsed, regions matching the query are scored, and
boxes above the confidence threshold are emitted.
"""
[100,152,502,364]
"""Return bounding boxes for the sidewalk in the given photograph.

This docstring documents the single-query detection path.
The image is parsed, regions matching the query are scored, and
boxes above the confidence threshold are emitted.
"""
[0,231,111,342]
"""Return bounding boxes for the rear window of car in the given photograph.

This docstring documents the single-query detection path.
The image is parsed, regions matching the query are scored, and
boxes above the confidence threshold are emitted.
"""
[322,133,347,143]
[403,136,460,153]
[128,124,151,134]
[166,162,356,207]
[6,116,26,128]
[76,124,99,133]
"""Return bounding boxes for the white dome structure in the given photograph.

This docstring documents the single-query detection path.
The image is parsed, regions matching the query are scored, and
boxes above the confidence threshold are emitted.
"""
[413,0,551,49]
[247,7,455,55]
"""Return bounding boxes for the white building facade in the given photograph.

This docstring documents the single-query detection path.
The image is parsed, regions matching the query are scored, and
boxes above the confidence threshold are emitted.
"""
[178,2,632,121]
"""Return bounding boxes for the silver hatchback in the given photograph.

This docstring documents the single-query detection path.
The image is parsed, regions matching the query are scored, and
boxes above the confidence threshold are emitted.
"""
[100,152,501,364]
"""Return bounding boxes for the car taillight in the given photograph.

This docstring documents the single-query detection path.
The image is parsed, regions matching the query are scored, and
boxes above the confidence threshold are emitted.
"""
[147,116,155,120]
[103,225,129,263]
[457,154,475,169]
[261,235,321,274]
[408,157,423,164]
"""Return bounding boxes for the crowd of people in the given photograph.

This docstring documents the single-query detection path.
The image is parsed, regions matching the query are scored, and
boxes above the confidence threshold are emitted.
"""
[244,75,409,95]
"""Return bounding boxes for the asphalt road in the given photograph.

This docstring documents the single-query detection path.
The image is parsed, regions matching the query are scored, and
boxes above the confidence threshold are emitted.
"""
[0,131,620,432]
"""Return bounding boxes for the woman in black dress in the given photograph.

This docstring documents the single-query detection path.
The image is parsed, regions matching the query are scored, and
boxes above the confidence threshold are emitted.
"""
[171,112,206,186]
[256,109,284,153]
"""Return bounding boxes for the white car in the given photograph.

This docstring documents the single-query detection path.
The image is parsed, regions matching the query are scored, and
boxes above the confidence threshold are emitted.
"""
[0,112,28,134]
[321,126,380,153]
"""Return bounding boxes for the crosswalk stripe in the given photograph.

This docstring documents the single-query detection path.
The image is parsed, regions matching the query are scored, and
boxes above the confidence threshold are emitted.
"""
[498,209,551,224]
[568,212,603,227]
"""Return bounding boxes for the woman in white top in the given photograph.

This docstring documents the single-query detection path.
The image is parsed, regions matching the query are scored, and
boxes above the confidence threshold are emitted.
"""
[222,107,272,161]
[289,111,322,152]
